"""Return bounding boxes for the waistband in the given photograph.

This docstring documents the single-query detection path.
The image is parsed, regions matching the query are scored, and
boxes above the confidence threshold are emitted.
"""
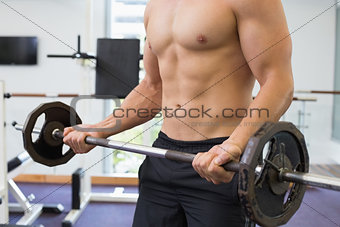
[157,131,228,147]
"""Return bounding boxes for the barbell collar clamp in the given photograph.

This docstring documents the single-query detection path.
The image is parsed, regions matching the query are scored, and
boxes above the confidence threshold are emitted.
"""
[52,129,63,140]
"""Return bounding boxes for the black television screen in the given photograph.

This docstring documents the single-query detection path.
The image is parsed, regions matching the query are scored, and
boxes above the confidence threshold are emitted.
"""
[0,37,38,65]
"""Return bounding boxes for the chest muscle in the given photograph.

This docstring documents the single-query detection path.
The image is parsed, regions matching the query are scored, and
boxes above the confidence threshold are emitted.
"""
[146,0,237,55]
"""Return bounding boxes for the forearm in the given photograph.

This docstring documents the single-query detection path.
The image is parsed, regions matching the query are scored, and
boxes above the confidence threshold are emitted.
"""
[227,75,293,151]
[93,78,162,138]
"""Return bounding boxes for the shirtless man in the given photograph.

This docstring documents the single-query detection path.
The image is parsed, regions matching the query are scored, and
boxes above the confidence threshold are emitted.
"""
[64,0,293,226]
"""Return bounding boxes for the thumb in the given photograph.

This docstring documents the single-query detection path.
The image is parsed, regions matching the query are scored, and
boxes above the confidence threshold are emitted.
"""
[63,127,72,136]
[214,152,230,165]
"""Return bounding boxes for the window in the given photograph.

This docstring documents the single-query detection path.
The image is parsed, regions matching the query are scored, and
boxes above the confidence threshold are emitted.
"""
[104,0,162,173]
[332,6,340,141]
[111,0,147,39]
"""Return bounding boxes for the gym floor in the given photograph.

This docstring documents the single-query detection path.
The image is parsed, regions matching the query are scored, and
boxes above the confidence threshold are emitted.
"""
[8,183,340,227]
[8,183,137,227]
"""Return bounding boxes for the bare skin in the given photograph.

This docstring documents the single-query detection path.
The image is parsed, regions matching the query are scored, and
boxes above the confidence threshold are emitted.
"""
[64,0,293,184]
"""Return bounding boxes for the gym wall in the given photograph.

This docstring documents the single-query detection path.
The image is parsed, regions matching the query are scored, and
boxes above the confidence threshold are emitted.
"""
[0,0,108,175]
[251,0,339,163]
[282,0,340,163]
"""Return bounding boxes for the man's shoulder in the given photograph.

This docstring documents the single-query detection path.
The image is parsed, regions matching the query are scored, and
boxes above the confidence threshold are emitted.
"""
[229,0,281,6]
[229,0,283,17]
[144,0,154,29]
[144,0,163,28]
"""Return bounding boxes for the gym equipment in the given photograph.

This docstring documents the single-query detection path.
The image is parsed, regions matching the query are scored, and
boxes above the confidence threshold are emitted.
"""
[95,38,141,98]
[238,122,308,226]
[22,102,82,167]
[3,92,315,100]
[47,35,95,60]
[0,81,8,224]
[60,168,138,227]
[14,101,340,226]
[7,152,30,173]
[3,93,79,99]
[6,152,64,225]
[295,90,340,95]
[0,84,62,226]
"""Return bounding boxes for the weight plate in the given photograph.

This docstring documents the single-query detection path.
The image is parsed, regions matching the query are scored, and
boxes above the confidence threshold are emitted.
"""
[238,122,309,226]
[267,154,293,195]
[22,102,82,167]
[43,121,65,147]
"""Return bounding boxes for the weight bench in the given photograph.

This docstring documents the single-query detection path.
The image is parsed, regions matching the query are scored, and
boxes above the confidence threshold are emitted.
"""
[7,152,64,226]
[62,168,138,227]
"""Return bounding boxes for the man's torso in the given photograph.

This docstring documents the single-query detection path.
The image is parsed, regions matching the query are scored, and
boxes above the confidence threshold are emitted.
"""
[146,0,255,140]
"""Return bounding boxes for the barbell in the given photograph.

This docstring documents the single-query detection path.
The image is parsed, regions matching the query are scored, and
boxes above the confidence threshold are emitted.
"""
[13,101,340,226]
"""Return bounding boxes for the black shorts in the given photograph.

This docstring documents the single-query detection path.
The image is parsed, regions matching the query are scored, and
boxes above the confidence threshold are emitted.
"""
[132,131,247,227]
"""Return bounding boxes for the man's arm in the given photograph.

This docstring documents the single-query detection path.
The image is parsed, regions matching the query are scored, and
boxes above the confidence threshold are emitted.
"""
[227,0,293,149]
[85,41,162,136]
[193,0,293,184]
[63,4,162,153]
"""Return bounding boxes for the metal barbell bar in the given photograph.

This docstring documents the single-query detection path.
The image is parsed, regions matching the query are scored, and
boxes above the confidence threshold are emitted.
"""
[12,122,340,191]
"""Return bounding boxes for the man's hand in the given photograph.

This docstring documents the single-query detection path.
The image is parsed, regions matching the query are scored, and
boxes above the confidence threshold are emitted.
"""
[192,141,242,184]
[63,124,104,154]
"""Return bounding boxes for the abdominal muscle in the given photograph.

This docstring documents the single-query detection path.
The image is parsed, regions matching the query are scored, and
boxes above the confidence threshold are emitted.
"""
[158,45,255,141]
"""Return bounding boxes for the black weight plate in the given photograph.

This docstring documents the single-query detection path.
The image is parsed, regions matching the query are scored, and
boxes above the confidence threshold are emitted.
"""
[238,122,309,227]
[43,121,65,147]
[267,154,292,195]
[22,102,82,167]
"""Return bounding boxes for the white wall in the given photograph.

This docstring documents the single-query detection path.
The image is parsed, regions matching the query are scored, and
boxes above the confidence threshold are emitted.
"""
[0,0,107,175]
[282,0,340,164]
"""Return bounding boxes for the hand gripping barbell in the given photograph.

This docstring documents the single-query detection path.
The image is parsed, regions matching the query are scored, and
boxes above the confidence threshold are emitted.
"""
[13,102,340,227]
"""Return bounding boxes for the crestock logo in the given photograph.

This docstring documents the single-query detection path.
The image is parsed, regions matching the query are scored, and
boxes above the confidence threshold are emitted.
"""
[112,105,270,119]
[70,95,122,132]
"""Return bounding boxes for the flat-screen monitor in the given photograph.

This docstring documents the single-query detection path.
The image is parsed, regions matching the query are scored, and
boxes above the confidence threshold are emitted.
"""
[0,36,38,65]
[95,39,140,98]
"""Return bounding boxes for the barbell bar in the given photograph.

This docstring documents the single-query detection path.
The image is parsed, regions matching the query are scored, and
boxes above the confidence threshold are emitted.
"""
[3,92,317,102]
[12,122,340,191]
[4,92,80,98]
[12,122,240,172]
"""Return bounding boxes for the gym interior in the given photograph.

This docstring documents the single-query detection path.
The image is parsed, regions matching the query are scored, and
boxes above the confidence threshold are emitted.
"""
[0,0,340,226]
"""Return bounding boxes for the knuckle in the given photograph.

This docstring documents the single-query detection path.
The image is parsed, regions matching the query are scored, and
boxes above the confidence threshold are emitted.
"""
[195,159,203,168]
[77,137,83,144]
[195,152,203,158]
[212,145,220,151]
[207,165,215,173]
[199,161,209,169]
[192,156,199,165]
[213,146,224,154]
[197,161,204,168]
